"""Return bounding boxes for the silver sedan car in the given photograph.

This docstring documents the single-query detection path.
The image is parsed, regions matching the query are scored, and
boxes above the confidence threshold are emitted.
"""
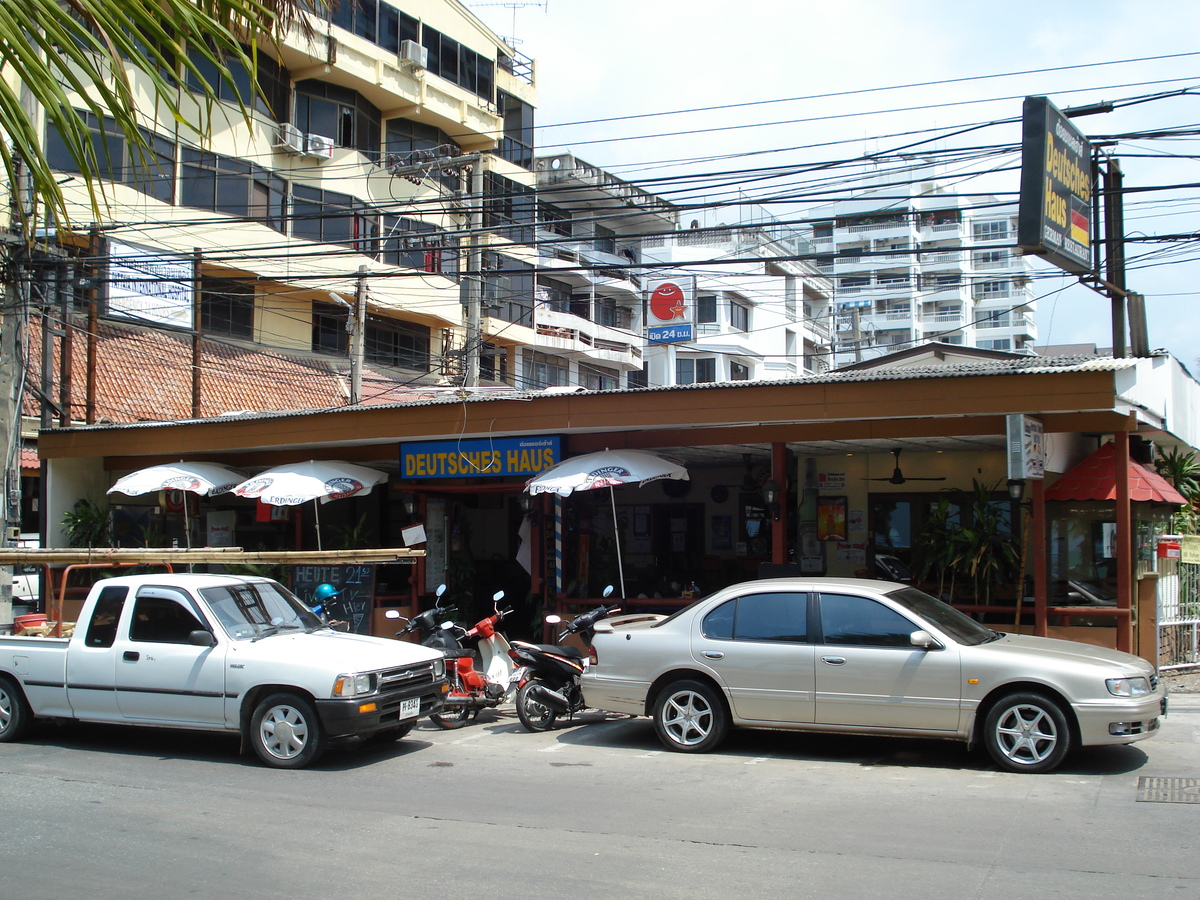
[581,578,1166,773]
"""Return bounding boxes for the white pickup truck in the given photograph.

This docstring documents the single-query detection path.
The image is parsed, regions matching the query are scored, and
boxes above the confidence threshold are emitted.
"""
[0,573,448,768]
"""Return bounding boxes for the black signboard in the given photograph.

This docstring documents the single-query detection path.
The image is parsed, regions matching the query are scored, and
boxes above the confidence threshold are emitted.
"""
[1017,96,1093,275]
[290,564,376,634]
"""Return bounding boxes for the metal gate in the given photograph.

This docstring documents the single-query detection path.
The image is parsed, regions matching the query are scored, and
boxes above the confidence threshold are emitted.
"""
[1158,536,1200,669]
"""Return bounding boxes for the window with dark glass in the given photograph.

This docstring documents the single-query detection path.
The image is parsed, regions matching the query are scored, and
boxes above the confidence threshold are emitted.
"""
[523,350,568,389]
[46,112,176,204]
[818,593,917,647]
[539,202,571,237]
[498,90,534,169]
[383,118,461,191]
[580,364,618,391]
[484,172,535,242]
[380,216,453,274]
[294,80,381,156]
[481,252,534,327]
[703,593,808,642]
[180,149,286,231]
[731,361,750,381]
[291,184,377,252]
[626,368,648,388]
[185,45,289,122]
[479,342,508,383]
[730,301,749,332]
[696,294,717,324]
[200,277,255,338]
[537,277,572,311]
[84,585,128,648]
[129,594,207,644]
[312,301,348,355]
[419,25,493,102]
[365,315,431,370]
[593,224,616,255]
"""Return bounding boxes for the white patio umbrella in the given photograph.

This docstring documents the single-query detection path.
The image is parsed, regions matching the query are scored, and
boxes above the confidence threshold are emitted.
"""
[525,449,688,597]
[232,460,387,550]
[107,461,248,548]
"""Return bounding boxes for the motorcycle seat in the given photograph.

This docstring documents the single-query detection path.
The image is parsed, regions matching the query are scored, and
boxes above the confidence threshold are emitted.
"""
[529,643,584,660]
[442,648,477,660]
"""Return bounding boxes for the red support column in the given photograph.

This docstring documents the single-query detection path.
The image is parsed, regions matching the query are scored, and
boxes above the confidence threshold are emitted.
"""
[1115,431,1132,652]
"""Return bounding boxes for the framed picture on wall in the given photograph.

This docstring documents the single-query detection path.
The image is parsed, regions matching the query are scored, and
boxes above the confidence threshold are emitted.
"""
[817,496,848,541]
[712,515,732,551]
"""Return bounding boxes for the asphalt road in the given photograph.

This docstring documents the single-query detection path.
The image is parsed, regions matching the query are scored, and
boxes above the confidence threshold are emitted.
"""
[1,697,1197,900]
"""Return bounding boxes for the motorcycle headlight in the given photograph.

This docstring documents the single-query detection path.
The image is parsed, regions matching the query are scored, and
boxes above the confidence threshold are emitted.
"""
[333,672,377,698]
[431,657,445,679]
[1106,676,1151,697]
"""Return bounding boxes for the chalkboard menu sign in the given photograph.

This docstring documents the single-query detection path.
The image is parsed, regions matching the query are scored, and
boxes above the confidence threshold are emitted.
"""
[290,564,376,634]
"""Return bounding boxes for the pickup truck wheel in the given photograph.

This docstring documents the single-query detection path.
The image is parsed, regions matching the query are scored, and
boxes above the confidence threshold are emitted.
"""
[983,691,1071,774]
[0,676,33,742]
[653,679,728,753]
[250,693,326,768]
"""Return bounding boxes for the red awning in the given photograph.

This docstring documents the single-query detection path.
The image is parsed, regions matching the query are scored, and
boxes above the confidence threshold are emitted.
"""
[1044,441,1187,504]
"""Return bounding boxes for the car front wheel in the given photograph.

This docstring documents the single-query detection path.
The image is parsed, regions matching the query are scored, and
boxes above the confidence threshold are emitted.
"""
[983,692,1071,774]
[250,693,327,768]
[653,679,728,753]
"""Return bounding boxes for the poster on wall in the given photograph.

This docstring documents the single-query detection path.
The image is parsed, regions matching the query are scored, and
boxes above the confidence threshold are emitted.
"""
[817,496,848,541]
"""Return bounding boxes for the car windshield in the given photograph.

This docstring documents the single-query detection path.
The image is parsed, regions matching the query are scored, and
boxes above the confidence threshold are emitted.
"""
[199,580,322,641]
[886,587,1000,645]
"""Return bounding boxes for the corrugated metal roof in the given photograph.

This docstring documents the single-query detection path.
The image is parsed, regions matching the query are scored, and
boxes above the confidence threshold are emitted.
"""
[41,354,1136,434]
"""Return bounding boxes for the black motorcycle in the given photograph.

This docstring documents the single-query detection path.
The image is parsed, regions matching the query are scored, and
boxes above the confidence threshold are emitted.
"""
[507,587,619,732]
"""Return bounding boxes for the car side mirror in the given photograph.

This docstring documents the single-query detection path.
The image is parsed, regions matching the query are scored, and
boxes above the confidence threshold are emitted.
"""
[188,629,216,647]
[910,630,938,650]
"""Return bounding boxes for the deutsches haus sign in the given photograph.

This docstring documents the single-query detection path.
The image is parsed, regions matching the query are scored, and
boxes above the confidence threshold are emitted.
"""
[401,436,560,479]
[1017,96,1093,275]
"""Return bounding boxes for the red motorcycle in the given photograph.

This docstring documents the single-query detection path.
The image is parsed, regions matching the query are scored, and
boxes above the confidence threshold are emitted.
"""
[388,588,517,729]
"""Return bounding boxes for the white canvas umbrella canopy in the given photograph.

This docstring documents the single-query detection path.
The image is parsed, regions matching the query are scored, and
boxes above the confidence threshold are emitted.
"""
[232,460,387,550]
[107,461,248,548]
[525,449,688,597]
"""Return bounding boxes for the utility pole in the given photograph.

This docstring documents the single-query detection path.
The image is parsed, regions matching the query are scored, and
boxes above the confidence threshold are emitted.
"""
[1102,157,1127,357]
[349,265,367,404]
[464,156,485,388]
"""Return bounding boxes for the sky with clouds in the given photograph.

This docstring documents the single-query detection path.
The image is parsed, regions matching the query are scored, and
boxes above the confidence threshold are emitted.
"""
[468,0,1200,367]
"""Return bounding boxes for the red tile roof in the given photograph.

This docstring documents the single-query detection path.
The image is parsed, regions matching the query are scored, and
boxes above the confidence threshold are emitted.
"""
[1045,441,1187,504]
[21,317,445,424]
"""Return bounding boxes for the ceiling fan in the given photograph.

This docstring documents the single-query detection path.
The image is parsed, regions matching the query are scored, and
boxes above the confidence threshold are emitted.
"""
[865,448,947,485]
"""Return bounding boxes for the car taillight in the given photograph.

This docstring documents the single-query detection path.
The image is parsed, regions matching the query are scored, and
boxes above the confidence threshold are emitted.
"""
[588,645,597,665]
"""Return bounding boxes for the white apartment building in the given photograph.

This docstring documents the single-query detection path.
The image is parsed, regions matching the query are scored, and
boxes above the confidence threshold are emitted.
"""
[806,169,1037,368]
[639,217,834,387]
[528,153,676,390]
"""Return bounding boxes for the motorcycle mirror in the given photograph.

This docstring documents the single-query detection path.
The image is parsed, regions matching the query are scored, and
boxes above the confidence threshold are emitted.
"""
[602,585,614,598]
[435,584,447,599]
[440,620,455,631]
[545,614,563,625]
[384,610,400,619]
[493,590,505,603]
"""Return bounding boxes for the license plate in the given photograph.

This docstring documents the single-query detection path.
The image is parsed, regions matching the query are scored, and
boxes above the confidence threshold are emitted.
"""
[509,666,527,685]
[399,697,421,720]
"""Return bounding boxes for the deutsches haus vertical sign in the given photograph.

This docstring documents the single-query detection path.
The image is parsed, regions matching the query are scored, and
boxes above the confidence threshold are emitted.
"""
[1017,96,1093,275]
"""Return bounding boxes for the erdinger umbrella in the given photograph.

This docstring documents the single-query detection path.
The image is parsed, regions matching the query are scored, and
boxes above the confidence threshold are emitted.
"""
[525,449,688,597]
[232,460,387,550]
[108,461,248,548]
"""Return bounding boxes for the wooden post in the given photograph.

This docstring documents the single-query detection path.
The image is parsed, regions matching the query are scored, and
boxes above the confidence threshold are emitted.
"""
[1115,431,1132,652]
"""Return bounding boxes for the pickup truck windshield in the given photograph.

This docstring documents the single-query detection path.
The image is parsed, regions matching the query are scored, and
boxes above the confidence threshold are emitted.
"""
[199,581,322,641]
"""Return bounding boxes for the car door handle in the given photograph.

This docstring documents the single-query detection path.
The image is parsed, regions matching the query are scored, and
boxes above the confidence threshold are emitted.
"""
[821,656,846,666]
[703,651,724,660]
[123,651,140,662]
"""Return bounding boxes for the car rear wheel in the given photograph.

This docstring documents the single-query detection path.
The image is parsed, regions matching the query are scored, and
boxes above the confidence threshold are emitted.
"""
[653,679,728,753]
[983,692,1071,774]
[0,676,33,742]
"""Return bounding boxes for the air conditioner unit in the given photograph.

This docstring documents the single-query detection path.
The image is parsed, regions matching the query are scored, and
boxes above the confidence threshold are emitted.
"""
[276,123,304,154]
[399,40,428,69]
[304,133,335,160]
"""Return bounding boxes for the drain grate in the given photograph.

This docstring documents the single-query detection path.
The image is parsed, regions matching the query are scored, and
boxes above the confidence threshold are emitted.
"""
[1136,776,1200,803]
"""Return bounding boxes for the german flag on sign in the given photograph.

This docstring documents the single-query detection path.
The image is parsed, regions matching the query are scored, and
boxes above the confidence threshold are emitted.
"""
[1070,207,1090,247]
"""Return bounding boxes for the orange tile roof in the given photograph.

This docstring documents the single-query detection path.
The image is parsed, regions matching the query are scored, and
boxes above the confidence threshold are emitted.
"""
[1045,441,1187,504]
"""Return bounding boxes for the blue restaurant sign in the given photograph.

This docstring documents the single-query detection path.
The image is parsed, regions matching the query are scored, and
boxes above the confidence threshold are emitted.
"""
[401,436,561,479]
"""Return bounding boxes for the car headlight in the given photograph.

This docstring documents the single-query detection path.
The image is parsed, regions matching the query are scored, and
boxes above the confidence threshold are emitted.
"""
[332,672,377,698]
[1106,676,1151,697]
[431,657,445,679]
